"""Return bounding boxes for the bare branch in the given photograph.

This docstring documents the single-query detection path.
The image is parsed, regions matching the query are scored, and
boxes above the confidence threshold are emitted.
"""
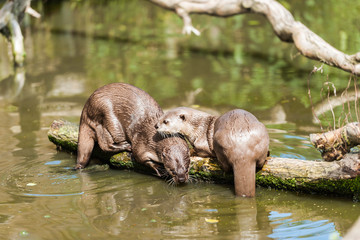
[26,6,41,19]
[8,16,25,66]
[0,0,40,66]
[148,0,360,75]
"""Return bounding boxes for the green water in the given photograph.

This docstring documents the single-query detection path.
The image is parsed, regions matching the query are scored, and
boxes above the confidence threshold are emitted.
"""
[0,0,359,239]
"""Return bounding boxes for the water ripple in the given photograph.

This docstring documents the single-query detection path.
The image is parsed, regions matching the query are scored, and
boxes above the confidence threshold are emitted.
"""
[22,192,84,197]
[268,211,340,240]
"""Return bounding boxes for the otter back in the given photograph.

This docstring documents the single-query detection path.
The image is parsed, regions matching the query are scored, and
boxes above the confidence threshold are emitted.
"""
[76,83,191,185]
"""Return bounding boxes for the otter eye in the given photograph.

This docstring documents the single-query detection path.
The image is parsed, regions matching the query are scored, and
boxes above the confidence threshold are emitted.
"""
[180,114,185,121]
[163,120,169,125]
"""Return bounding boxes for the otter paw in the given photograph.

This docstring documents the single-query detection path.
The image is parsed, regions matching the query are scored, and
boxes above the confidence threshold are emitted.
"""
[75,163,85,170]
[110,142,132,152]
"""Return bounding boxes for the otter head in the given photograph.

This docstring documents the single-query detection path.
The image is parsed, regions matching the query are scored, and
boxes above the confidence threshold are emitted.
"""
[155,107,195,139]
[157,137,191,185]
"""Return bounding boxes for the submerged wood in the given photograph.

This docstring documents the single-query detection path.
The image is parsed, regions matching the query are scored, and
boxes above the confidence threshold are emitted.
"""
[310,122,360,161]
[48,119,360,198]
[0,0,40,66]
[148,0,360,75]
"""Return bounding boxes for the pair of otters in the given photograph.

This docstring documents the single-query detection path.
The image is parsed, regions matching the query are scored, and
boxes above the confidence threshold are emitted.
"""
[76,83,269,197]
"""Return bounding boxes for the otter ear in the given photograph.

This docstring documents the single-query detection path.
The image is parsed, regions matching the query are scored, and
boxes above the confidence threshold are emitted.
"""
[180,114,186,121]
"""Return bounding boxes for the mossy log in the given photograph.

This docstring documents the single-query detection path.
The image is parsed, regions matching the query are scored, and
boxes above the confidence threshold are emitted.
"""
[310,122,360,161]
[48,120,360,198]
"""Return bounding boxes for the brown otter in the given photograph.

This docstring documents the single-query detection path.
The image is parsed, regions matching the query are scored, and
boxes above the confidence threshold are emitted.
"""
[156,135,190,184]
[76,83,190,184]
[155,107,269,197]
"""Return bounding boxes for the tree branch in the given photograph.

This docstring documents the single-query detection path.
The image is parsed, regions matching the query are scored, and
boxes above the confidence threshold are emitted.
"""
[148,0,360,75]
[310,122,360,161]
[0,0,39,67]
[8,16,25,66]
[25,6,41,19]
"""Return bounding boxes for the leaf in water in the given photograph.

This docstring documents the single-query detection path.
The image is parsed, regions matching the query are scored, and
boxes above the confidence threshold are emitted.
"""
[141,208,147,211]
[26,183,37,187]
[150,219,157,223]
[205,218,219,224]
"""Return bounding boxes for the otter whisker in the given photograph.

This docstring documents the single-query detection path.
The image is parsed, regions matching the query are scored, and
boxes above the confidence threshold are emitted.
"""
[158,168,172,179]
[166,177,176,186]
[188,175,196,184]
[157,131,185,140]
[160,131,166,138]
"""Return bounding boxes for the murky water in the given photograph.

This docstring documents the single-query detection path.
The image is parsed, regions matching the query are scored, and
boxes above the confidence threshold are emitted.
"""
[0,0,360,239]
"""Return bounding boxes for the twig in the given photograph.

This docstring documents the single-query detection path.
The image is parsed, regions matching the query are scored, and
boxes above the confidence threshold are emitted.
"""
[308,65,324,130]
[354,75,359,122]
[25,6,41,18]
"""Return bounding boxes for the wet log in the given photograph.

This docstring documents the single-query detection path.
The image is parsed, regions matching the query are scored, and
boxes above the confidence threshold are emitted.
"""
[310,122,360,161]
[48,119,360,198]
[148,0,360,75]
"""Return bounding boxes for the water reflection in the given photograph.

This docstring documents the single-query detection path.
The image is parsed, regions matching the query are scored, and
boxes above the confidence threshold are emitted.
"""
[77,170,273,239]
[269,211,340,240]
[0,0,360,239]
[74,168,350,239]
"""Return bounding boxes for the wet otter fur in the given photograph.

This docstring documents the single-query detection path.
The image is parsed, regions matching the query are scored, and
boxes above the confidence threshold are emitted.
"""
[76,83,190,184]
[156,135,190,184]
[155,107,269,197]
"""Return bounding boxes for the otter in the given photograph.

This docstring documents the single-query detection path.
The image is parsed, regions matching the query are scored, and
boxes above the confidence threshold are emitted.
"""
[156,135,190,184]
[76,83,190,184]
[155,107,269,197]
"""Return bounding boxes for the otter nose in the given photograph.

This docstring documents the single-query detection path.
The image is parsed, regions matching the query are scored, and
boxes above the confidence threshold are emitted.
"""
[155,123,159,129]
[178,176,186,183]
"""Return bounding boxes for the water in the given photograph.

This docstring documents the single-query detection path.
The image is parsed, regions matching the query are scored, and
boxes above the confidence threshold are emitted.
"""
[0,0,360,239]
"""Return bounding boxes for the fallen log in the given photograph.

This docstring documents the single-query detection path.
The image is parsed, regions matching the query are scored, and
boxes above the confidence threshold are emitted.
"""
[48,119,360,198]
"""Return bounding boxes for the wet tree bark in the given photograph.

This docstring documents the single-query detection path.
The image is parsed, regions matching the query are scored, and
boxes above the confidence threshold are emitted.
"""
[147,0,360,75]
[48,119,360,198]
[310,122,360,162]
[0,0,40,67]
